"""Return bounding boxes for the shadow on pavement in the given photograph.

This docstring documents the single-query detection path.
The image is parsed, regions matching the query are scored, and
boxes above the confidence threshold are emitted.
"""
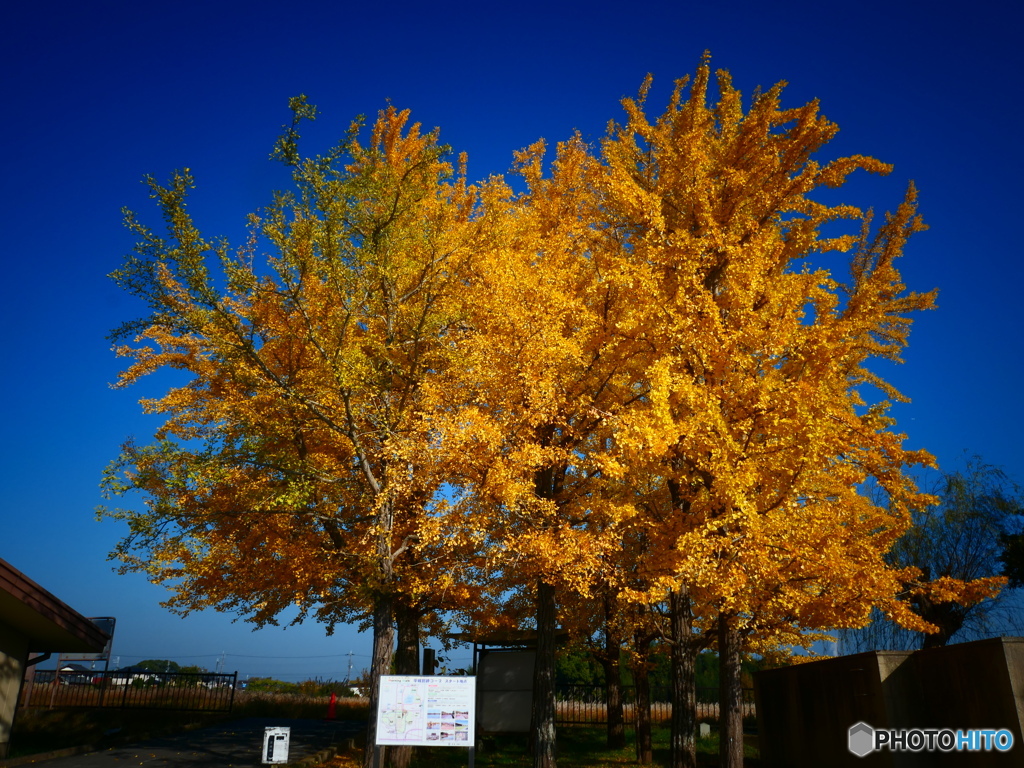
[17,717,363,767]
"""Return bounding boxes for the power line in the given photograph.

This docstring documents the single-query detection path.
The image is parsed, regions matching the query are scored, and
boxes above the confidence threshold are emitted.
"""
[229,653,371,659]
[116,652,370,659]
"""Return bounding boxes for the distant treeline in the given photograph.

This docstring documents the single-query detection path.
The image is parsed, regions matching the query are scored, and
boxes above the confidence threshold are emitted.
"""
[555,648,764,691]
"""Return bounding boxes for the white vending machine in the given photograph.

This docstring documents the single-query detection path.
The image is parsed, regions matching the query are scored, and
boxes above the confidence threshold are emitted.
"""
[262,726,291,764]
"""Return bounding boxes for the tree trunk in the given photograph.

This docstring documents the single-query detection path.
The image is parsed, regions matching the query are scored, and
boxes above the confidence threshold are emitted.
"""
[364,590,395,768]
[602,596,626,750]
[718,612,743,768]
[531,578,558,768]
[632,633,654,765]
[394,602,421,675]
[388,603,421,768]
[669,588,697,768]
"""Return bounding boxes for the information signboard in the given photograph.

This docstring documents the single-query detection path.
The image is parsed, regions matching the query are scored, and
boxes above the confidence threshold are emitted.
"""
[376,675,476,747]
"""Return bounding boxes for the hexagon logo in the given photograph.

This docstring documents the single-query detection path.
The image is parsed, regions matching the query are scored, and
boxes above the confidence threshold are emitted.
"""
[849,722,875,757]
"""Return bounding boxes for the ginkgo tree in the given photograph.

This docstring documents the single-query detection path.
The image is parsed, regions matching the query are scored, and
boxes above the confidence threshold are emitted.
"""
[101,100,489,768]
[102,61,1000,768]
[594,60,1002,768]
[422,133,653,768]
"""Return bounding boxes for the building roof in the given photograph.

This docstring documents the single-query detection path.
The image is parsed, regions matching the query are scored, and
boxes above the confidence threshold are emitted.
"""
[0,558,109,653]
[448,627,571,647]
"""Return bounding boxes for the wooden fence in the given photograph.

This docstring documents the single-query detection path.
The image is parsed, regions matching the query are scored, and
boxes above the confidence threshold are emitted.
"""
[554,685,756,725]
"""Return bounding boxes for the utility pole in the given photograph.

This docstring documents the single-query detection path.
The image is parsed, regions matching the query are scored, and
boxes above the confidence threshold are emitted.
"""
[345,651,353,684]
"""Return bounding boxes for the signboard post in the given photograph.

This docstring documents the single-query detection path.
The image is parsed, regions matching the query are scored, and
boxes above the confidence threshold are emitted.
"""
[375,675,476,766]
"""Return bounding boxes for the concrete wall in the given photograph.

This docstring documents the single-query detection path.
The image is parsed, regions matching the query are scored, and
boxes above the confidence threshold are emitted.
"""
[907,637,1024,764]
[0,622,29,759]
[755,650,914,768]
[755,638,1024,768]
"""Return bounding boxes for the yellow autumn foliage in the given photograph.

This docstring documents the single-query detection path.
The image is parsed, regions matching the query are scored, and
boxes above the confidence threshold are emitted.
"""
[102,64,995,723]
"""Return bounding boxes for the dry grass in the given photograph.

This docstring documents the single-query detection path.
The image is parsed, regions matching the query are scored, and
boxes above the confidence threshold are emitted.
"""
[231,690,369,720]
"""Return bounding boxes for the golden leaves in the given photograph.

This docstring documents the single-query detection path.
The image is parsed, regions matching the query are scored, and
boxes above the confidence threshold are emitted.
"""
[103,60,967,655]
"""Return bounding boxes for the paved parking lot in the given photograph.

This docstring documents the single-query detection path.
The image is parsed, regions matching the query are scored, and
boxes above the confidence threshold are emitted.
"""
[16,717,362,767]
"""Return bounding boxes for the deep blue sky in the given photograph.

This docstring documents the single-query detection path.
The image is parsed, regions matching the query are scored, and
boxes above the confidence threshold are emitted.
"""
[2,1,1021,680]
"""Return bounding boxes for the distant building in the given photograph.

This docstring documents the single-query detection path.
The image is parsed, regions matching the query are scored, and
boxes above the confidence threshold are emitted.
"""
[108,664,159,686]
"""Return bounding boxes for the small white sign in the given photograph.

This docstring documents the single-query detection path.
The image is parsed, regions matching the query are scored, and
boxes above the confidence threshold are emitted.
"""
[263,726,291,764]
[376,675,476,747]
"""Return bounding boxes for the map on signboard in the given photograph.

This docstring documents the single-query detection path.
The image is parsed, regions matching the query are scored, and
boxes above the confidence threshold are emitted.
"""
[376,675,475,747]
[378,679,426,743]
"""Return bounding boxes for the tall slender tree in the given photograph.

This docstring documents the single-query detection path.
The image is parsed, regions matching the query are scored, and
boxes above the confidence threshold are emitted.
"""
[102,101,484,768]
[428,135,649,768]
[842,456,1019,652]
[597,59,997,767]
